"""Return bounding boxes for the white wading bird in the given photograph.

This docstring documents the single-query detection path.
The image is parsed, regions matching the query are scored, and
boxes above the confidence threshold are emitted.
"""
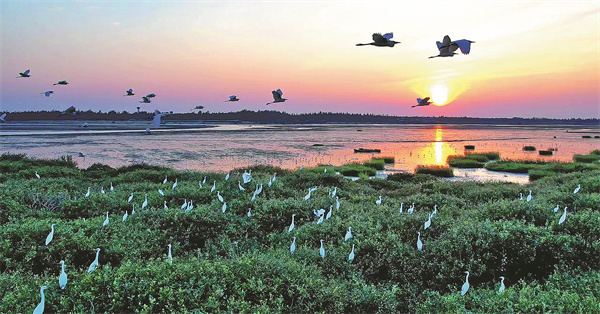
[60,106,76,116]
[319,239,326,259]
[429,35,474,59]
[288,214,296,232]
[226,95,239,102]
[0,113,6,122]
[45,224,56,245]
[124,88,134,96]
[412,97,432,108]
[17,69,31,78]
[139,96,151,104]
[356,32,400,47]
[498,276,505,294]
[59,260,67,289]
[53,80,69,85]
[461,271,470,296]
[290,237,296,255]
[191,105,204,111]
[87,248,101,273]
[33,286,49,314]
[41,91,54,97]
[266,89,287,105]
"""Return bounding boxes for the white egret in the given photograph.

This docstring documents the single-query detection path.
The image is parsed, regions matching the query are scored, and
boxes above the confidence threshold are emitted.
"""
[349,244,355,262]
[226,95,239,102]
[225,173,230,180]
[345,227,353,242]
[558,206,567,225]
[139,96,151,104]
[171,178,178,190]
[122,210,128,222]
[128,193,133,203]
[573,184,581,194]
[131,205,136,215]
[211,181,216,193]
[110,183,114,192]
[42,90,54,97]
[336,197,340,210]
[187,200,194,212]
[432,205,438,217]
[268,178,272,187]
[319,240,326,259]
[324,167,327,173]
[314,208,326,217]
[17,69,31,78]
[85,187,91,199]
[45,224,56,245]
[158,189,165,196]
[331,187,337,198]
[58,260,67,289]
[222,202,227,213]
[272,173,277,182]
[376,196,382,206]
[141,194,148,210]
[217,191,224,203]
[35,171,41,179]
[124,88,135,96]
[163,176,168,184]
[238,181,246,191]
[167,244,173,264]
[553,205,560,213]
[181,199,188,210]
[266,89,287,105]
[103,212,109,227]
[526,190,532,202]
[198,180,202,188]
[164,201,168,210]
[203,176,207,184]
[498,276,505,294]
[87,248,101,273]
[317,213,324,224]
[190,105,204,111]
[146,93,156,98]
[152,113,165,128]
[53,80,69,85]
[247,208,252,218]
[399,202,404,214]
[257,184,263,195]
[304,190,312,200]
[461,271,470,296]
[412,97,432,108]
[60,106,76,116]
[408,203,415,214]
[356,32,400,47]
[326,206,333,220]
[429,35,474,58]
[242,171,252,184]
[33,286,49,314]
[519,193,523,201]
[290,237,296,255]
[424,213,432,230]
[0,113,6,122]
[100,187,105,194]
[416,232,423,251]
[288,214,296,232]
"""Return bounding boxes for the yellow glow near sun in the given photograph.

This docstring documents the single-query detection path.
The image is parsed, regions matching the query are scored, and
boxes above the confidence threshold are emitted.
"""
[430,84,449,106]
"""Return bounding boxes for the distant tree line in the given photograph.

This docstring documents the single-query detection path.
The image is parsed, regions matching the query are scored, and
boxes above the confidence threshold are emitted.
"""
[2,109,598,125]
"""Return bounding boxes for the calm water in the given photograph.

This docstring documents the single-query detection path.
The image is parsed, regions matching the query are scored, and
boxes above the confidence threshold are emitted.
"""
[1,121,598,182]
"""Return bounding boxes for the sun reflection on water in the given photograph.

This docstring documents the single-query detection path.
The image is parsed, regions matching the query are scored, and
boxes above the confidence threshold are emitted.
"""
[418,127,456,166]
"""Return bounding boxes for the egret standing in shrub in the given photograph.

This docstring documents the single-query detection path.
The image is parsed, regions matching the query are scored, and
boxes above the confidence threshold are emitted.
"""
[498,276,505,294]
[172,178,178,190]
[304,189,312,200]
[519,193,523,201]
[110,183,114,192]
[122,210,128,222]
[163,201,168,210]
[181,199,187,210]
[319,240,326,259]
[131,205,136,215]
[222,202,227,213]
[247,208,251,218]
[238,181,245,191]
[158,189,165,197]
[289,214,296,232]
[187,200,194,212]
[128,193,133,203]
[211,181,216,193]
[87,248,101,273]
[526,190,532,202]
[142,194,148,210]
[408,203,415,214]
[573,184,581,194]
[424,213,432,230]
[326,205,333,220]
[417,232,423,251]
[399,203,404,214]
[85,187,91,199]
[163,176,168,184]
[35,171,40,179]
[217,191,224,203]
[101,187,105,195]
[167,244,173,264]
[348,244,355,262]
[290,237,296,255]
[559,206,567,225]
[461,271,470,296]
[58,260,67,289]
[103,212,109,227]
[345,227,353,241]
[376,196,382,205]
[317,213,324,224]
[225,172,230,180]
[336,196,340,210]
[553,205,559,213]
[432,205,438,217]
[45,224,56,245]
[33,285,49,314]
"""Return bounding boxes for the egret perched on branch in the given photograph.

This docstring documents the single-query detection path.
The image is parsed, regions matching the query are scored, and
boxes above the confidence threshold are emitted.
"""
[317,213,324,224]
[222,202,227,213]
[336,197,340,210]
[290,237,296,255]
[17,69,30,78]
[376,195,382,206]
[167,244,173,264]
[345,227,353,241]
[58,260,68,289]
[573,184,581,194]
[140,96,151,104]
[319,239,326,259]
[326,206,333,220]
[85,187,91,199]
[211,181,216,193]
[172,178,178,190]
[558,206,567,225]
[526,190,532,202]
[158,189,165,197]
[110,182,114,192]
[356,32,400,47]
[288,214,296,232]
[41,90,54,97]
[461,271,470,296]
[399,203,404,214]
[163,176,168,184]
[226,95,240,102]
[266,89,287,105]
[429,35,475,58]
[553,204,559,213]
[103,212,109,227]
[53,80,69,85]
[36,171,41,179]
[124,88,134,96]
[45,224,56,245]
[87,248,101,273]
[122,210,128,222]
[238,181,246,191]
[142,194,148,210]
[225,173,230,181]
[412,97,432,108]
[424,213,432,230]
[498,276,505,294]
[33,286,49,314]
[348,244,355,262]
[217,191,224,203]
[128,193,134,203]
[247,208,251,217]
[417,232,423,251]
[60,106,76,116]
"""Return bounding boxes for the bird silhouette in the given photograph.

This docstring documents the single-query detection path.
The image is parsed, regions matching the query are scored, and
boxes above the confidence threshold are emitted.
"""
[226,95,240,102]
[412,97,432,108]
[124,88,135,96]
[356,33,400,47]
[266,89,287,105]
[429,35,474,58]
[17,69,31,78]
[53,80,69,85]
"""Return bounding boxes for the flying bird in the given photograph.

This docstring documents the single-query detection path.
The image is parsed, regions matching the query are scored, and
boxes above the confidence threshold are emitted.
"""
[266,89,287,105]
[152,112,166,128]
[226,95,239,102]
[146,93,156,98]
[53,80,69,85]
[412,97,432,108]
[190,105,204,111]
[60,106,76,116]
[41,91,54,97]
[124,88,135,96]
[429,35,475,59]
[17,69,31,78]
[356,32,400,47]
[0,113,6,122]
[139,96,151,104]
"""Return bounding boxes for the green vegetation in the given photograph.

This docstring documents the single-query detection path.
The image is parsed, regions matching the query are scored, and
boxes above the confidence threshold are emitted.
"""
[467,152,500,161]
[523,146,536,151]
[574,153,600,163]
[415,165,454,177]
[592,149,600,155]
[362,159,385,170]
[374,156,395,164]
[1,153,599,312]
[448,156,485,168]
[335,164,377,177]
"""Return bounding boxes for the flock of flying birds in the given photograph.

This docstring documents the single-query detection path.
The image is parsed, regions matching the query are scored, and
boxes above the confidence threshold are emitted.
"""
[10,33,475,126]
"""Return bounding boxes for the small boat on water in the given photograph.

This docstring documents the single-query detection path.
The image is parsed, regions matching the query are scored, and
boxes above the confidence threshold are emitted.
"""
[539,150,553,156]
[354,148,381,153]
[464,145,475,150]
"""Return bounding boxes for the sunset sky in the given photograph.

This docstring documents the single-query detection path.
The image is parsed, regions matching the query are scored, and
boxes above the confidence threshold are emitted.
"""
[1,1,599,118]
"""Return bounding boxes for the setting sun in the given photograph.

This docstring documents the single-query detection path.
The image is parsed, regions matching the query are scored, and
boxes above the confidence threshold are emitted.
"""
[430,85,449,106]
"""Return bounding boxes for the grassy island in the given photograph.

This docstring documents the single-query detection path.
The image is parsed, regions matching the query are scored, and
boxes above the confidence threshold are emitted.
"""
[1,153,599,312]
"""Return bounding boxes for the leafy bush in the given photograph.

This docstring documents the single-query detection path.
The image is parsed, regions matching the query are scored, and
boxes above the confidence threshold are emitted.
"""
[415,165,454,177]
[448,156,484,168]
[574,154,600,163]
[336,165,376,177]
[374,156,395,164]
[363,159,385,170]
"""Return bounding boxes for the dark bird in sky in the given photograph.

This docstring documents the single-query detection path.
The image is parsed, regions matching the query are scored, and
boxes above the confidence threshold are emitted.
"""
[60,106,76,116]
[146,93,156,98]
[226,95,239,102]
[53,80,69,85]
[266,89,287,105]
[139,96,151,103]
[191,105,204,111]
[17,69,31,78]
[412,97,432,108]
[41,91,54,97]
[124,88,135,96]
[429,35,474,58]
[356,33,400,47]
